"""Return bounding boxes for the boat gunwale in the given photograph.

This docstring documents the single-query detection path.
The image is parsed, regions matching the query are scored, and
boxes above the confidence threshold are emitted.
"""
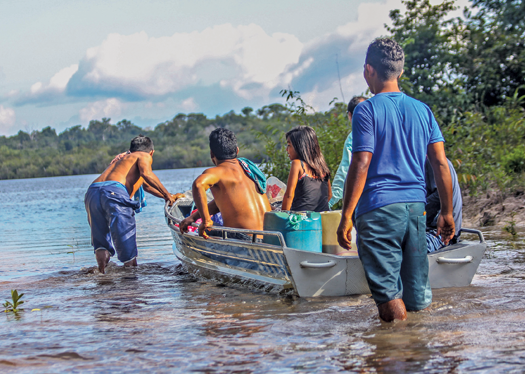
[165,199,288,248]
[165,200,487,258]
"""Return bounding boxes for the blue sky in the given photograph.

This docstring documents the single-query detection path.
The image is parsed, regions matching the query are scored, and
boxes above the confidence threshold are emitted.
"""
[0,0,465,136]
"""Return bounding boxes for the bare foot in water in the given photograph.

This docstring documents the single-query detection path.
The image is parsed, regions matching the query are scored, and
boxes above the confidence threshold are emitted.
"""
[123,258,137,268]
[378,298,408,322]
[95,249,111,274]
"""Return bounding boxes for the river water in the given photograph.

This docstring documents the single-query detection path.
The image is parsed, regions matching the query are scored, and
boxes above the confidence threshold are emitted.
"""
[1,169,524,373]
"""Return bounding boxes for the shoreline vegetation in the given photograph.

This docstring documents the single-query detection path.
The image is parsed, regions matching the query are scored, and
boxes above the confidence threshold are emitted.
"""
[1,0,524,229]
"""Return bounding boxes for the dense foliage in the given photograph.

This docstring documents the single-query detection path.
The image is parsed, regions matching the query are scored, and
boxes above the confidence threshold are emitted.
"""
[389,0,525,114]
[386,0,525,195]
[443,94,525,194]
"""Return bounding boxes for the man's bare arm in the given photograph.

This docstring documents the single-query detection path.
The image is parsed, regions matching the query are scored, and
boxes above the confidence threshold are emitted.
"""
[142,180,164,199]
[336,152,372,249]
[137,155,172,202]
[142,181,184,204]
[192,170,221,237]
[427,142,455,244]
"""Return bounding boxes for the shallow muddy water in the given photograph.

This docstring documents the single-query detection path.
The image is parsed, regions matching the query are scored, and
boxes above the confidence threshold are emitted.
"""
[1,170,525,373]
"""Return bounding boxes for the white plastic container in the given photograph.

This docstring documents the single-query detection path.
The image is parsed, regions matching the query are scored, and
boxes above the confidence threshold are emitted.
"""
[320,210,358,256]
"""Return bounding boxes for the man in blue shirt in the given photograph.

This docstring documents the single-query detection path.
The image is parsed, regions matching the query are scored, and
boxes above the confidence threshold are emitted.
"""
[336,38,455,322]
[329,96,366,208]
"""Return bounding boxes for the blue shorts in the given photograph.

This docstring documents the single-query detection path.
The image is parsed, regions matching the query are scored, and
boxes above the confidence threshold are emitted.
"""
[356,202,432,311]
[84,181,140,263]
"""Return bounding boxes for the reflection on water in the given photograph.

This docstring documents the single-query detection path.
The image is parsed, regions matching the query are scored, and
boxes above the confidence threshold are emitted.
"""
[1,171,525,372]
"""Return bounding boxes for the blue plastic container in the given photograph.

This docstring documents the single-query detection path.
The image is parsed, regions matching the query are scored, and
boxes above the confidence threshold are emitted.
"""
[263,211,322,252]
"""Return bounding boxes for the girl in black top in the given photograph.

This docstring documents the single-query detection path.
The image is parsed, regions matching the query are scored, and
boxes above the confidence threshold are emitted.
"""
[281,126,332,212]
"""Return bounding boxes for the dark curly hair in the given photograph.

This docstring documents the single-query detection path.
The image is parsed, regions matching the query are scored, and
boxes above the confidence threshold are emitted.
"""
[209,128,238,160]
[365,38,404,81]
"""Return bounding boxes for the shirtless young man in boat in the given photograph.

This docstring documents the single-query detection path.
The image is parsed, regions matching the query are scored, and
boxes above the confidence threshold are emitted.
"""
[85,135,181,274]
[180,128,271,237]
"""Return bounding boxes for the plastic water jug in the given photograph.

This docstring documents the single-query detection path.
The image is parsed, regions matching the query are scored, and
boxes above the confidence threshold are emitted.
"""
[263,211,322,252]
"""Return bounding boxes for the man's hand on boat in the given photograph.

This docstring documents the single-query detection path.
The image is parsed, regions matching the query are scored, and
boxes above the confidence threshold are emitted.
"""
[180,215,195,233]
[168,193,185,206]
[198,219,214,239]
[179,213,214,238]
[436,213,455,245]
[336,219,354,250]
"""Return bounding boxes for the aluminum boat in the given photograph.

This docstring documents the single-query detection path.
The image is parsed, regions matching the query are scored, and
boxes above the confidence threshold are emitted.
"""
[165,197,487,297]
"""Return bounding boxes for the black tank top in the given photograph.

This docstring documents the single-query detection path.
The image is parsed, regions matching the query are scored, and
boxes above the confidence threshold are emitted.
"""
[290,161,329,212]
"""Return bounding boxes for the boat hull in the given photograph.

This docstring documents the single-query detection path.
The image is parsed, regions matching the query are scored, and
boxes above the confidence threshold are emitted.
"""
[171,227,295,294]
[283,238,487,297]
[166,200,487,298]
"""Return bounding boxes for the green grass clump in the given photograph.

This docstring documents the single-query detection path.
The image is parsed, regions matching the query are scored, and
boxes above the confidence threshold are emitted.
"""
[3,290,25,313]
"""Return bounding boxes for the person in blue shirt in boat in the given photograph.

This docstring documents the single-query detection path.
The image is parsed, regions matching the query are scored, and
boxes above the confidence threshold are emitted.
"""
[425,157,463,252]
[336,38,455,322]
[179,128,271,237]
[329,96,366,209]
[85,135,181,274]
[281,126,332,212]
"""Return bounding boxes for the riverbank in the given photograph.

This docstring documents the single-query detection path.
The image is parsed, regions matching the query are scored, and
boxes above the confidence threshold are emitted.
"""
[462,189,525,229]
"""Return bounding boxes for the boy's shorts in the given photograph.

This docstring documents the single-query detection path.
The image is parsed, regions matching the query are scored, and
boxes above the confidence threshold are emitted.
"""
[356,202,432,311]
[84,181,140,264]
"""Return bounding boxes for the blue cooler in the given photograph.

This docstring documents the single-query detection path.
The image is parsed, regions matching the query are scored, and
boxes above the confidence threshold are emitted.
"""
[263,211,322,252]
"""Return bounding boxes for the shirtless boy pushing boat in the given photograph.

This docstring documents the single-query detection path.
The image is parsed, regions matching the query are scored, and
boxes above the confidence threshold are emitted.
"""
[180,128,271,236]
[85,135,180,274]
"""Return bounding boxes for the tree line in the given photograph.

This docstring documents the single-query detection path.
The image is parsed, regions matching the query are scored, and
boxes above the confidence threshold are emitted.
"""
[0,105,305,180]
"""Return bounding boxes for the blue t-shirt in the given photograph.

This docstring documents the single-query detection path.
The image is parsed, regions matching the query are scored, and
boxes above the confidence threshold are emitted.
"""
[352,92,444,218]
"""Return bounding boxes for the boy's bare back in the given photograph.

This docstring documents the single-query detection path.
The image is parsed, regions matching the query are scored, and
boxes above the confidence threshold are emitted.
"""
[199,160,271,230]
[93,152,151,196]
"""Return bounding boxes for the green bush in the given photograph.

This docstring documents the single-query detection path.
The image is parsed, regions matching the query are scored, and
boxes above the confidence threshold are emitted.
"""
[441,94,525,194]
[502,146,525,175]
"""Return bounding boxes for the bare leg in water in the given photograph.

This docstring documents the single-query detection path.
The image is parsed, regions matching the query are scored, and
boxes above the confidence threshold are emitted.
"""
[95,249,111,274]
[377,299,408,322]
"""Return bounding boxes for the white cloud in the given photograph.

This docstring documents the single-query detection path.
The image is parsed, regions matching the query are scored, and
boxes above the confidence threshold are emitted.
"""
[0,105,16,134]
[65,24,303,101]
[180,97,197,112]
[279,0,402,103]
[13,0,469,124]
[17,64,78,105]
[303,71,368,111]
[27,1,397,110]
[79,98,124,122]
[4,89,19,99]
[49,64,79,90]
